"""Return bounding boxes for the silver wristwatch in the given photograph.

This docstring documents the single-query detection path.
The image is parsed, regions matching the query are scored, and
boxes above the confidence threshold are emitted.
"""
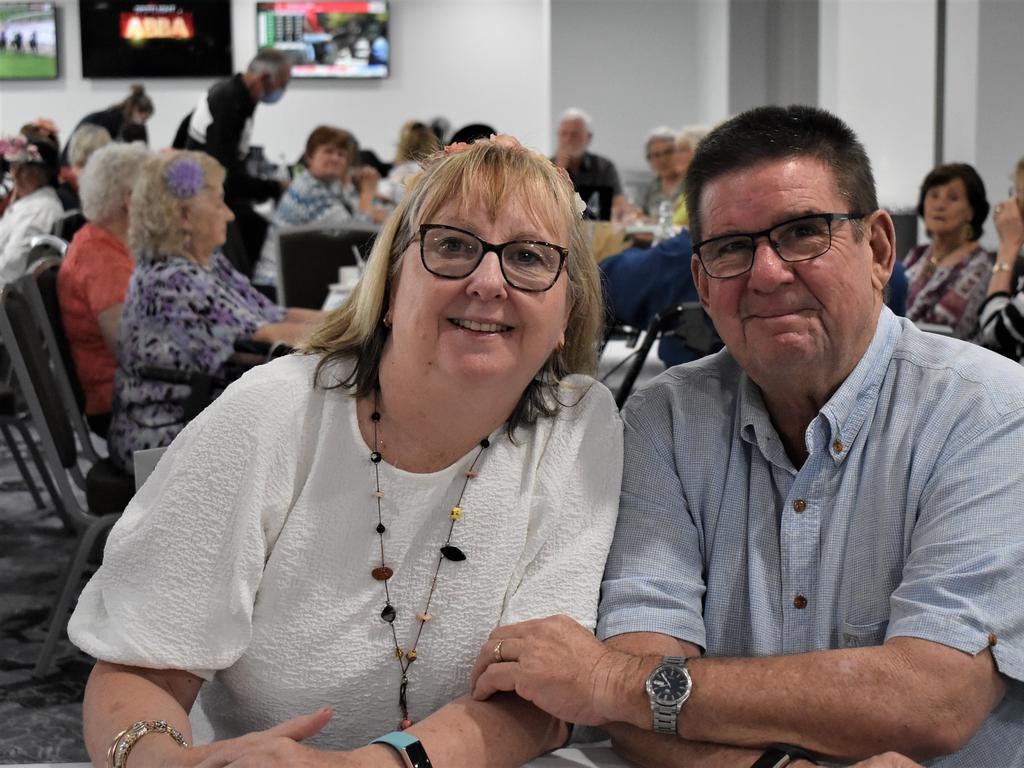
[644,655,692,734]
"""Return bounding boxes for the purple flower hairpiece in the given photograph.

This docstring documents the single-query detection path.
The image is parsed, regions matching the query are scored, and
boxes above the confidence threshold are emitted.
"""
[164,156,205,199]
[0,135,43,164]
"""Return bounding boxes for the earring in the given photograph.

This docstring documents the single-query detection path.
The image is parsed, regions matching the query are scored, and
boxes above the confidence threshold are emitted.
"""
[383,311,393,328]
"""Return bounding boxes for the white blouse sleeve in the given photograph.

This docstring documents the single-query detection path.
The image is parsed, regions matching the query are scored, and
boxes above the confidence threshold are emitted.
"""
[500,378,624,631]
[68,358,321,678]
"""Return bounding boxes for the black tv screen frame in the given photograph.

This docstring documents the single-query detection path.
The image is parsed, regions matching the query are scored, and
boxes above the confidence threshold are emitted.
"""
[79,0,233,79]
[256,1,389,80]
[0,2,59,81]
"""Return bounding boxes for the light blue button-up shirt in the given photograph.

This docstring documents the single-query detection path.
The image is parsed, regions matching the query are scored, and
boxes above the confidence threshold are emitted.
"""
[599,308,1024,766]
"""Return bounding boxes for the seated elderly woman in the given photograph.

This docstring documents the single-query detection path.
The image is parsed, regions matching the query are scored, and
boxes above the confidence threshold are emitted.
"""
[669,125,708,228]
[903,162,993,339]
[377,119,442,204]
[979,155,1024,359]
[0,132,63,283]
[57,142,150,438]
[104,151,324,472]
[638,126,683,218]
[253,125,380,287]
[55,123,112,213]
[69,135,621,768]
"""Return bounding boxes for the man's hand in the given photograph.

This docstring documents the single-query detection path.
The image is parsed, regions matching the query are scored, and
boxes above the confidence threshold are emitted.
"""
[470,614,648,727]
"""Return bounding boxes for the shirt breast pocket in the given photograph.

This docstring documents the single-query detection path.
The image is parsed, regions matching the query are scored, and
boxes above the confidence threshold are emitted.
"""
[840,619,888,649]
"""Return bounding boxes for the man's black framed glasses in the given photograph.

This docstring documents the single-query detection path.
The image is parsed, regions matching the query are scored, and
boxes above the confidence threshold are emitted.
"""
[694,212,867,279]
[419,224,568,292]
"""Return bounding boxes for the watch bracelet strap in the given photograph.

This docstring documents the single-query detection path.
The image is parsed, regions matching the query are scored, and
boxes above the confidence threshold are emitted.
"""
[371,730,434,768]
[651,655,690,734]
[749,745,818,768]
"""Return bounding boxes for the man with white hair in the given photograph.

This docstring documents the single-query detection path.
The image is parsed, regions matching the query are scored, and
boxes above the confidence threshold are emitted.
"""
[552,108,624,220]
[184,48,292,269]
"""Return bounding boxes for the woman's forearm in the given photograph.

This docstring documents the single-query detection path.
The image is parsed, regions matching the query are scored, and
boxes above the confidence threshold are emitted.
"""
[406,693,567,768]
[83,661,202,767]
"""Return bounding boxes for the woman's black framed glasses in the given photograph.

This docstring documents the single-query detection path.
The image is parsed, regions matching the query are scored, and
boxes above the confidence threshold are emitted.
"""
[694,212,867,279]
[418,224,568,293]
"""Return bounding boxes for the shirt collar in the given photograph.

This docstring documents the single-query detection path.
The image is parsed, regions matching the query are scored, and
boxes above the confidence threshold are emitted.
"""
[739,307,901,467]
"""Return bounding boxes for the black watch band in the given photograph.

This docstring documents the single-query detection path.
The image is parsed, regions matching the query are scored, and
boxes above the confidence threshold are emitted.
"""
[749,745,817,768]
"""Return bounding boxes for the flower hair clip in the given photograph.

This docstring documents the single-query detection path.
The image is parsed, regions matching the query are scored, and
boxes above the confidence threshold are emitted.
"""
[0,135,42,164]
[164,156,205,199]
[572,192,588,218]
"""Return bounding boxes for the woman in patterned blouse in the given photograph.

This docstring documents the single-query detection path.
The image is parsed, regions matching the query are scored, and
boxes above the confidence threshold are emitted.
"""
[902,163,993,340]
[253,126,380,287]
[107,151,323,471]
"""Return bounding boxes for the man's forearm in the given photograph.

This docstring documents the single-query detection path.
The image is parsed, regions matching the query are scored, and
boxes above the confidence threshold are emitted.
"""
[606,722,773,768]
[603,639,1001,762]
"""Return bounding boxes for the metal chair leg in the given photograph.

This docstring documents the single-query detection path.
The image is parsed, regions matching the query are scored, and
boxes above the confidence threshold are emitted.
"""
[33,513,118,677]
[13,418,72,532]
[0,421,45,509]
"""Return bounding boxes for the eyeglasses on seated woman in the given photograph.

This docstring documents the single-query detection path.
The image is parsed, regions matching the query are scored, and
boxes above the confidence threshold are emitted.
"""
[69,134,623,768]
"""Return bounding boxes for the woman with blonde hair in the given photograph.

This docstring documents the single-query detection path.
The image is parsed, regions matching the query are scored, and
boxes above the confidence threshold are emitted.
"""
[70,135,621,767]
[379,120,442,203]
[103,150,322,471]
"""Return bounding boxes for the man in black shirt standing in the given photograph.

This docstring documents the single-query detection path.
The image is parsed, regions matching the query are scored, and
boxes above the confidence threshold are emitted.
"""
[184,48,292,273]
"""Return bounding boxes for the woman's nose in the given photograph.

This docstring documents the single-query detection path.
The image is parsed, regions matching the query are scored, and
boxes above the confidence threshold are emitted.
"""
[467,251,507,299]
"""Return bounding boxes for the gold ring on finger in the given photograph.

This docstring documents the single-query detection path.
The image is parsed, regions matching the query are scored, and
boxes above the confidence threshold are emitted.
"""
[494,640,504,663]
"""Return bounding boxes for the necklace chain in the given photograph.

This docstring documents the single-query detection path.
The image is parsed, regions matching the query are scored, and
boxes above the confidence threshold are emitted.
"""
[369,391,490,729]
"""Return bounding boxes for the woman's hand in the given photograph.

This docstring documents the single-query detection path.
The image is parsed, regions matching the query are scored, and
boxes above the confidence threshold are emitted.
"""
[353,165,381,194]
[470,614,632,727]
[994,196,1024,251]
[849,752,924,767]
[181,707,342,767]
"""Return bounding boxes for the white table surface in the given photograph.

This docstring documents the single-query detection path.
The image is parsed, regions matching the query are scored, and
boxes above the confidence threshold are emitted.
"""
[5,744,630,767]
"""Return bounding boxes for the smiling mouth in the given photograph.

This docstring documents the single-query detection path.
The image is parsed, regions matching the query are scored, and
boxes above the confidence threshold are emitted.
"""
[450,318,514,333]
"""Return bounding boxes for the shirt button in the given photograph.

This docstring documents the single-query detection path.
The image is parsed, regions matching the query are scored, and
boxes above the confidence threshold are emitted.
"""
[832,439,844,453]
[792,499,806,513]
[793,595,808,609]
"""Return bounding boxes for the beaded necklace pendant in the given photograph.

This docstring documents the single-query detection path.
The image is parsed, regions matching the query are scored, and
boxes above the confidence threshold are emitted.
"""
[368,392,490,728]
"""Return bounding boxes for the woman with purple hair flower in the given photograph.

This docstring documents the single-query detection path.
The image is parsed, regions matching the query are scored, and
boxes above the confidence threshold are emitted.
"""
[105,151,323,471]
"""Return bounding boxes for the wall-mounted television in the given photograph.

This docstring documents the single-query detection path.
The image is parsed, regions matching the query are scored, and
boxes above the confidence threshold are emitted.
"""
[79,0,232,78]
[0,2,58,80]
[256,1,389,79]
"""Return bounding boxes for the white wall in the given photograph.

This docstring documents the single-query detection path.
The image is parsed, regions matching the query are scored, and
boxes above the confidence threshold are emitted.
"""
[550,0,705,181]
[0,0,552,164]
[818,0,936,210]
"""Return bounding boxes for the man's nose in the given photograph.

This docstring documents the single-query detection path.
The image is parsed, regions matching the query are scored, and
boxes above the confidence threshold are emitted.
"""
[747,238,796,288]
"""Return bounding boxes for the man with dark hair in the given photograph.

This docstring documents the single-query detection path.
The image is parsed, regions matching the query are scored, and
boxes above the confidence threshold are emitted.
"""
[469,105,1024,767]
[184,48,293,271]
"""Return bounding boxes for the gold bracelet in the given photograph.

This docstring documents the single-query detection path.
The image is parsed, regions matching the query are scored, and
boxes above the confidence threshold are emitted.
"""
[993,263,1013,273]
[106,720,188,768]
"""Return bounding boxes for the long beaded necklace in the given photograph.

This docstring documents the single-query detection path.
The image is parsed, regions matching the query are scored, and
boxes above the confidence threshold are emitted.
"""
[368,391,490,730]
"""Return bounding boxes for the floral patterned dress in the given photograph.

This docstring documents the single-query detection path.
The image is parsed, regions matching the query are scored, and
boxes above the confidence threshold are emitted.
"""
[107,251,287,472]
[903,243,993,340]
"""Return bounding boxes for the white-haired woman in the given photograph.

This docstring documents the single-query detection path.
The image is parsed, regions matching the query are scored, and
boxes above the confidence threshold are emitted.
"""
[102,151,322,471]
[639,126,683,217]
[70,135,622,767]
[671,125,709,227]
[0,132,63,283]
[57,142,150,437]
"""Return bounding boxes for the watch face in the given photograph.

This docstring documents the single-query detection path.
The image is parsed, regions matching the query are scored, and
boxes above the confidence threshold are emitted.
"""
[649,665,689,706]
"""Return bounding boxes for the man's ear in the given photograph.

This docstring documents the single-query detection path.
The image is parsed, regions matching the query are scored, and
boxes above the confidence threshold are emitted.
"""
[866,210,896,293]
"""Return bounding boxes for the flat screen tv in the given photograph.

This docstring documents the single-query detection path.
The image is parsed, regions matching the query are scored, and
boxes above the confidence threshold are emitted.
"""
[0,2,58,80]
[256,1,389,79]
[79,0,232,78]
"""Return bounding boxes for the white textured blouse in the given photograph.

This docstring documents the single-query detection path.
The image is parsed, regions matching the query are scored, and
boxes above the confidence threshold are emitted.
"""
[69,354,623,749]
